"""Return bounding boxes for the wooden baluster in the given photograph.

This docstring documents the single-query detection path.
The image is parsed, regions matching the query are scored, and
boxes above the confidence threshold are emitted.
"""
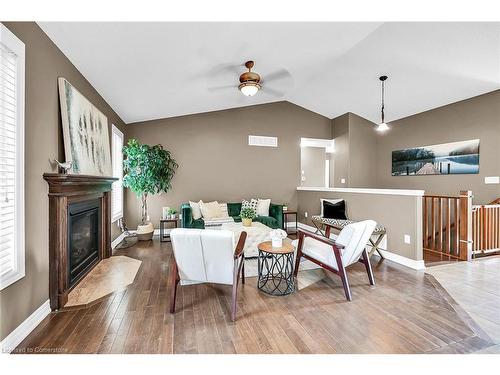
[446,198,451,254]
[459,190,472,261]
[438,198,443,252]
[431,198,435,250]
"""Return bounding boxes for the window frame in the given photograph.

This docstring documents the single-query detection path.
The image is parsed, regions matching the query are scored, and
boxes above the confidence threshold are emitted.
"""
[0,23,25,290]
[111,124,124,223]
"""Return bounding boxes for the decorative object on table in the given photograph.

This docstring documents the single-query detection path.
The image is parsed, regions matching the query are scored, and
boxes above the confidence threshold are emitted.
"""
[162,207,171,219]
[257,240,295,296]
[392,139,480,176]
[123,139,178,240]
[270,229,287,248]
[167,208,177,219]
[283,210,298,235]
[159,218,179,242]
[240,207,257,227]
[283,203,288,211]
[53,159,73,174]
[58,78,112,176]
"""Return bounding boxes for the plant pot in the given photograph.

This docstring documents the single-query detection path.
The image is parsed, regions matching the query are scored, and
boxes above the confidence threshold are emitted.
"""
[137,222,154,241]
[242,218,252,227]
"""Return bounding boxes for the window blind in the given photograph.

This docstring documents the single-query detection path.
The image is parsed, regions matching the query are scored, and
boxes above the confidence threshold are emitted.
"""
[111,125,124,222]
[0,43,17,278]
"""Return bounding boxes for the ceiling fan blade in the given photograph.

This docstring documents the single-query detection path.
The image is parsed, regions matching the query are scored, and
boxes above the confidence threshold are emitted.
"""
[262,86,285,98]
[262,68,292,83]
[208,84,237,92]
[208,63,242,77]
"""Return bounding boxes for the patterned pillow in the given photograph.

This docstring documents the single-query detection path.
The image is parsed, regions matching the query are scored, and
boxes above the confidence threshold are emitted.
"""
[241,199,258,214]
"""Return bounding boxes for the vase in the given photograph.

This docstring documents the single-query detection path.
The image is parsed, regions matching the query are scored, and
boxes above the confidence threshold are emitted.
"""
[242,218,252,227]
[272,238,283,248]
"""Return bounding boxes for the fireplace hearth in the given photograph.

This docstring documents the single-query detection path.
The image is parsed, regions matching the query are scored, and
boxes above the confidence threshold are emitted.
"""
[44,173,117,310]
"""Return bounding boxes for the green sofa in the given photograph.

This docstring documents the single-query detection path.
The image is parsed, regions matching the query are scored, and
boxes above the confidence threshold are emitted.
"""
[181,202,284,229]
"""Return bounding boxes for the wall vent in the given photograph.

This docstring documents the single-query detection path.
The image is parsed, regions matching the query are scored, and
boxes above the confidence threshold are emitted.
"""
[248,135,278,147]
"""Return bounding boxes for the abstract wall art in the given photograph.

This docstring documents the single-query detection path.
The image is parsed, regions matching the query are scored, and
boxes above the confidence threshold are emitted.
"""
[58,77,112,176]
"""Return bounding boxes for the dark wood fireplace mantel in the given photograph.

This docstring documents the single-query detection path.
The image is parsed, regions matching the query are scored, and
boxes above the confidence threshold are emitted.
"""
[43,173,117,310]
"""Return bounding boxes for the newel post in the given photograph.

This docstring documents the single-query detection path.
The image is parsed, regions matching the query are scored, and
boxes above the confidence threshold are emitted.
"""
[459,190,473,261]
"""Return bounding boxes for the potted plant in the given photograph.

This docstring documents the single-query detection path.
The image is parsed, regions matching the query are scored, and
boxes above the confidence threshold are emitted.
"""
[168,208,177,220]
[240,207,256,227]
[123,139,178,240]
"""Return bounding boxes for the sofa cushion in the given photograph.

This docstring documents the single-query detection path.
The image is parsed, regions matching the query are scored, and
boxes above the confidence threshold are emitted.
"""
[189,201,203,220]
[200,201,222,219]
[254,216,279,229]
[241,199,258,212]
[256,198,271,217]
[227,203,242,217]
[190,218,205,229]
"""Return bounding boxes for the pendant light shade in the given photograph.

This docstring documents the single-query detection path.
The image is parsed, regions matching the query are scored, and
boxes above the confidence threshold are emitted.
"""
[376,75,389,132]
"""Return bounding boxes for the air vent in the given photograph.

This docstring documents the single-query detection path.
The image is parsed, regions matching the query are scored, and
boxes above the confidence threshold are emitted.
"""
[248,135,278,147]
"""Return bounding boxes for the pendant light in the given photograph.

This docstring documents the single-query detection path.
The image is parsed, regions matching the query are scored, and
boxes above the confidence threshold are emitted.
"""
[376,75,389,132]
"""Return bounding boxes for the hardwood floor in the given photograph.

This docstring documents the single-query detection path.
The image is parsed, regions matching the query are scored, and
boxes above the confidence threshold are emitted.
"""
[15,239,496,354]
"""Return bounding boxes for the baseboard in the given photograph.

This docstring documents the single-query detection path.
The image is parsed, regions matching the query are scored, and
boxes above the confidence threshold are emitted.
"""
[373,249,426,270]
[0,299,51,353]
[111,231,127,249]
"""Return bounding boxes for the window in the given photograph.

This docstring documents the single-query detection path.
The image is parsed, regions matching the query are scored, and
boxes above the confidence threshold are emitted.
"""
[0,24,25,290]
[111,124,124,223]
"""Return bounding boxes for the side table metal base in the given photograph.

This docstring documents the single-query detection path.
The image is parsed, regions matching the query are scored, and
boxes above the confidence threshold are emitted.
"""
[257,251,295,296]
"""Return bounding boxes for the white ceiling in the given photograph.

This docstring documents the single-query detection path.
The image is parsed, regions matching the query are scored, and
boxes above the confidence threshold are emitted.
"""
[38,22,500,124]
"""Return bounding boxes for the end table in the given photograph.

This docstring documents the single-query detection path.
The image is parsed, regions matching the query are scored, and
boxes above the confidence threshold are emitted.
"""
[283,210,298,235]
[257,240,295,296]
[159,218,178,242]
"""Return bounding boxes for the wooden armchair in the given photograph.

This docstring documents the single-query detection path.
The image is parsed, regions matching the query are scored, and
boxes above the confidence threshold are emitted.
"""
[169,228,247,321]
[293,220,377,301]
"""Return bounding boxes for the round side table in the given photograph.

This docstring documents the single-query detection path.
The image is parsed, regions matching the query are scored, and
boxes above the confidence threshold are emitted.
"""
[257,240,295,296]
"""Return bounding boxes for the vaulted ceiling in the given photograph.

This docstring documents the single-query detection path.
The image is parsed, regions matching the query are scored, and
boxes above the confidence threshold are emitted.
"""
[39,22,500,124]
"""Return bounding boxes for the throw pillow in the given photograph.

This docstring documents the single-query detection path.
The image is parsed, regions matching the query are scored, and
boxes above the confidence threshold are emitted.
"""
[256,198,271,217]
[218,203,230,218]
[320,198,343,217]
[241,199,258,214]
[323,199,347,220]
[200,201,222,219]
[189,201,202,220]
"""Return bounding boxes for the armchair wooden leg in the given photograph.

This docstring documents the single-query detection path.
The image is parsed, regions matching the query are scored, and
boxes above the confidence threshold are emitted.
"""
[362,248,375,286]
[169,258,180,314]
[294,234,304,277]
[231,280,238,322]
[333,247,352,301]
[242,260,245,285]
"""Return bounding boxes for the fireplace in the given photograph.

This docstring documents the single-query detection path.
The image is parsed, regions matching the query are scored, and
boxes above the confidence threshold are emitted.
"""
[68,199,101,287]
[44,173,117,310]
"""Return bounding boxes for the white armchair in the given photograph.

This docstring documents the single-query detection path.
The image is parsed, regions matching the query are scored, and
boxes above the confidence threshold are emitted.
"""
[293,220,377,301]
[169,228,247,321]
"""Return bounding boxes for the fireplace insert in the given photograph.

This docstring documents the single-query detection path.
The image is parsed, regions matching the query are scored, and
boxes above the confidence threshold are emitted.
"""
[67,199,101,287]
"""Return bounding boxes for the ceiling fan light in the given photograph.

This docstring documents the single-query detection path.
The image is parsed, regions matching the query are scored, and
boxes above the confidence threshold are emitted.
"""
[239,82,260,97]
[376,122,389,132]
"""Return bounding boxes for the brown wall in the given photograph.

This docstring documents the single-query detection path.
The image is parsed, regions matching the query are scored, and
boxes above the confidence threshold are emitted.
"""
[331,114,350,187]
[376,90,500,204]
[297,190,423,261]
[348,113,378,188]
[0,22,127,341]
[300,146,327,187]
[125,101,332,228]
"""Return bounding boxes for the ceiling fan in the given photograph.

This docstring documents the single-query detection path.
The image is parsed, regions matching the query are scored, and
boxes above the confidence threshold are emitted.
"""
[208,60,293,98]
